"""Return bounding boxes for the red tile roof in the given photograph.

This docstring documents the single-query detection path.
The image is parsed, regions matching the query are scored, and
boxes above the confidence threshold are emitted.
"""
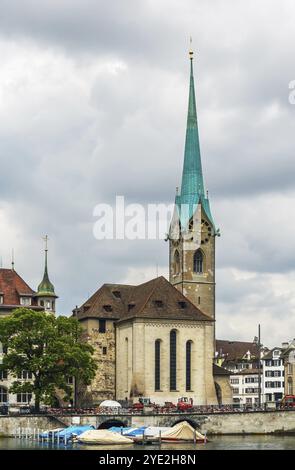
[0,268,36,306]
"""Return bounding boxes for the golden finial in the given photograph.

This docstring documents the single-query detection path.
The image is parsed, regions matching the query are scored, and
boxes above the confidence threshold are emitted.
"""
[189,36,194,60]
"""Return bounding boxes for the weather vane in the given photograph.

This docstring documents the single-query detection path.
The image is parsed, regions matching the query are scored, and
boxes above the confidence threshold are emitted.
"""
[189,36,194,59]
[43,235,49,252]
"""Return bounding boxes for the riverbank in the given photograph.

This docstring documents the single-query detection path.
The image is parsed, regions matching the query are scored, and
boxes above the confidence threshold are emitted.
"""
[0,435,295,450]
[1,409,295,437]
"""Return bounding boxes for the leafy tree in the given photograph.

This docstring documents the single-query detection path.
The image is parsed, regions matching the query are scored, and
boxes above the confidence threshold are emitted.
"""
[0,308,97,411]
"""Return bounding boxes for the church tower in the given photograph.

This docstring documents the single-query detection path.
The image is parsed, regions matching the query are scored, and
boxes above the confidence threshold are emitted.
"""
[36,236,58,313]
[169,49,218,322]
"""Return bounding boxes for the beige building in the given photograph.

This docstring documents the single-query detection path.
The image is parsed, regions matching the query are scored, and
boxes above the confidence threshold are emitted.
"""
[74,276,219,405]
[281,340,295,396]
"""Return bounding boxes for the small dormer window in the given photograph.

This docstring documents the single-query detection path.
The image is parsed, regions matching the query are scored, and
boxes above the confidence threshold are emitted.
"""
[20,297,31,306]
[154,300,164,308]
[128,303,135,312]
[178,301,187,309]
[112,291,121,299]
[273,350,280,357]
[103,305,113,312]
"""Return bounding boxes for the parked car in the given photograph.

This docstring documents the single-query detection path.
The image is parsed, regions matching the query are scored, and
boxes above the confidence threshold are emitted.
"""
[280,395,295,408]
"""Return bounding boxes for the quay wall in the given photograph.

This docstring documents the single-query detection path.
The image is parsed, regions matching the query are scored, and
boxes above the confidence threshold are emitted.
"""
[1,410,295,437]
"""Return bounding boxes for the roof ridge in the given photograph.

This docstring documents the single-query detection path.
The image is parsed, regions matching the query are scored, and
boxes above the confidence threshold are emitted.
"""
[136,277,163,315]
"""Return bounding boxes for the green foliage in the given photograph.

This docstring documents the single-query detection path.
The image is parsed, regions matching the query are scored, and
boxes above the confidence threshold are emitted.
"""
[0,308,97,410]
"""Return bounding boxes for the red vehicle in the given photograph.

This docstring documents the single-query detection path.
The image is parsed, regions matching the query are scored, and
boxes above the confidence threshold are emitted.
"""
[280,395,295,408]
[131,402,144,411]
[177,397,193,412]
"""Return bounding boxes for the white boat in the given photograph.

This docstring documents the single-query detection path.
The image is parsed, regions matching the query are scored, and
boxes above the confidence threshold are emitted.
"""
[77,429,133,445]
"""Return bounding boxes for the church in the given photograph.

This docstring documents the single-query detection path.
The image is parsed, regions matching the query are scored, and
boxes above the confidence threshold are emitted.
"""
[74,50,232,407]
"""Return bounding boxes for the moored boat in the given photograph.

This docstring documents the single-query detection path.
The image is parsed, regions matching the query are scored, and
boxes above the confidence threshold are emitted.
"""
[160,421,207,443]
[77,429,133,445]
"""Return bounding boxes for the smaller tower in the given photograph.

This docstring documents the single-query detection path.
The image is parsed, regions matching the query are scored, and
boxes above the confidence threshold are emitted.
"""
[36,235,58,313]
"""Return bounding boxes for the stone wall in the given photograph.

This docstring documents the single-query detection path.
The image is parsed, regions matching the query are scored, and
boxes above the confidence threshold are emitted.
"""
[1,411,295,437]
[82,318,116,404]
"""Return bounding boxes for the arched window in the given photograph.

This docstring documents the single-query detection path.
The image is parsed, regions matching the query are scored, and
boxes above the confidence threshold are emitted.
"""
[155,340,161,391]
[170,330,177,391]
[194,249,203,273]
[174,250,180,275]
[186,341,192,391]
[0,386,8,404]
[125,338,129,393]
[288,378,293,395]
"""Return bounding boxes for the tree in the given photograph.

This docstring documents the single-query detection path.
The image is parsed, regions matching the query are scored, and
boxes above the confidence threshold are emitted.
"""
[0,308,97,411]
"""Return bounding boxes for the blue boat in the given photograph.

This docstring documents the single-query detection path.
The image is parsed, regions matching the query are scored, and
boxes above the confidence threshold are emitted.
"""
[55,425,94,441]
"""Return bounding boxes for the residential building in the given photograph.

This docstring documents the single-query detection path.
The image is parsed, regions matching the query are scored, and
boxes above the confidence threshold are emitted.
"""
[0,243,57,408]
[280,340,295,397]
[261,348,285,404]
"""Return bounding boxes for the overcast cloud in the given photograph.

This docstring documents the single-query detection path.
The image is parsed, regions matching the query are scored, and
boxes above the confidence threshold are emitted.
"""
[0,0,294,347]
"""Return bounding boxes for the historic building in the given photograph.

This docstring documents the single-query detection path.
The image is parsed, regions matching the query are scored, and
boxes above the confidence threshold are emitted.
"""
[168,49,217,323]
[74,51,232,407]
[281,340,295,397]
[0,241,57,408]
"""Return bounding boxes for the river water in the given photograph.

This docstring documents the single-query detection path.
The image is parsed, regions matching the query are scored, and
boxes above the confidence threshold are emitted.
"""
[0,435,295,450]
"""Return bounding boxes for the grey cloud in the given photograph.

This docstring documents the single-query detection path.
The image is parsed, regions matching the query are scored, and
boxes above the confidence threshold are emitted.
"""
[0,0,294,348]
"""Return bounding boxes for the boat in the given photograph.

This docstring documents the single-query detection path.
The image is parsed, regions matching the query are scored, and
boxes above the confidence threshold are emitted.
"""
[160,421,207,443]
[39,428,64,439]
[77,429,133,445]
[56,425,95,441]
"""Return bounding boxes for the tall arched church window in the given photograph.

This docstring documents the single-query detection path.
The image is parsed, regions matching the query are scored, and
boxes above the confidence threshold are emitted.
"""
[194,249,203,273]
[170,330,177,391]
[186,341,192,391]
[155,340,161,391]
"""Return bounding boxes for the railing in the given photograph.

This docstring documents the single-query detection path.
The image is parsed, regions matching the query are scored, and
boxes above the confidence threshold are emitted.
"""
[1,403,295,416]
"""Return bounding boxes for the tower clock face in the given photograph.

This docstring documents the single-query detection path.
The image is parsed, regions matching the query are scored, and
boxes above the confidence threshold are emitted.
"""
[201,219,212,244]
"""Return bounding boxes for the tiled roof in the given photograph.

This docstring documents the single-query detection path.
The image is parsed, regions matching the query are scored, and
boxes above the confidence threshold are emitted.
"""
[74,276,213,323]
[0,268,36,306]
[216,339,259,361]
[238,368,260,375]
[261,348,283,360]
[213,364,231,376]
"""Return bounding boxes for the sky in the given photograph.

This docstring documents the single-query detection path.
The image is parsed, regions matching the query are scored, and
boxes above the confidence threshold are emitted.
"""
[0,0,294,347]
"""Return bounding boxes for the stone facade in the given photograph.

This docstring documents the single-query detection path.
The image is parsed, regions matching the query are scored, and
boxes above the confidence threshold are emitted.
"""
[80,318,116,404]
[116,318,217,405]
[169,208,215,321]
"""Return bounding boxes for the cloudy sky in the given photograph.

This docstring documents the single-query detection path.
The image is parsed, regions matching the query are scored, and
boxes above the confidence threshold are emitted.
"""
[0,0,294,347]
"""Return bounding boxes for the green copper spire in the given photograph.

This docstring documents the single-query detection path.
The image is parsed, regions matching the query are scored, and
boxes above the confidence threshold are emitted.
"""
[36,235,57,298]
[175,51,215,230]
[180,54,204,198]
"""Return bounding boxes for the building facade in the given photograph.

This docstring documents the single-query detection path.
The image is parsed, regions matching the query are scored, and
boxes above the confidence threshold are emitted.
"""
[281,340,295,397]
[74,276,219,406]
[230,369,260,407]
[0,244,57,408]
[261,348,285,405]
